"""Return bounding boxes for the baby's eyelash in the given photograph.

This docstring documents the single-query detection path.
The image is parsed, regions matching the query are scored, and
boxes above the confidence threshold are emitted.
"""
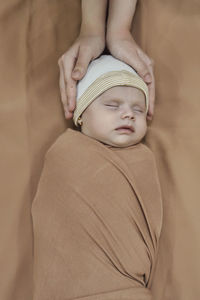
[133,107,144,113]
[105,104,119,107]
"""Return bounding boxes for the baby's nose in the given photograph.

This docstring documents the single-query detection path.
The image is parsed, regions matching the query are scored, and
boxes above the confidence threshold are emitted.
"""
[121,108,135,120]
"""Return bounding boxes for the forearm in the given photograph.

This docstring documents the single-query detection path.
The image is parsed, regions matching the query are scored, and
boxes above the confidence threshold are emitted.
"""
[107,0,137,36]
[80,0,107,37]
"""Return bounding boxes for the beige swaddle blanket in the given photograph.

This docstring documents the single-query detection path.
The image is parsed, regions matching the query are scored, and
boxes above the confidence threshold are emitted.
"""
[32,128,162,300]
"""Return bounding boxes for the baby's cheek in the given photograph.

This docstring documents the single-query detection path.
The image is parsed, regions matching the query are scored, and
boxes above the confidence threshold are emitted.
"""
[135,119,146,134]
[101,115,113,127]
[140,122,148,137]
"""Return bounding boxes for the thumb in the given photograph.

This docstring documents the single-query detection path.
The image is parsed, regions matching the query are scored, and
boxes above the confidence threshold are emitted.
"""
[72,48,93,80]
[133,58,152,84]
[122,50,152,84]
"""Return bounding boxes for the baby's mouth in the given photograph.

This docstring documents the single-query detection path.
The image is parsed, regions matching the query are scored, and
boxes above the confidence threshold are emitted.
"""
[115,125,135,133]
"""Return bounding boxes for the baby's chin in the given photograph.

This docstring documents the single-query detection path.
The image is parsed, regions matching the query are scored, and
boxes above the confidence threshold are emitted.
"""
[81,130,143,148]
[99,137,140,148]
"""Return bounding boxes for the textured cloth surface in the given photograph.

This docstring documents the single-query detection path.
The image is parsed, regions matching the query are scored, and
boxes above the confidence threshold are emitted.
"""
[132,1,200,299]
[1,1,200,299]
[0,1,81,299]
[32,129,162,299]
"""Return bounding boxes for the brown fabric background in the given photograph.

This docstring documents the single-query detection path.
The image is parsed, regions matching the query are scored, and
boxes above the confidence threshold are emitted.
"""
[0,0,200,299]
[132,1,200,299]
[0,1,80,299]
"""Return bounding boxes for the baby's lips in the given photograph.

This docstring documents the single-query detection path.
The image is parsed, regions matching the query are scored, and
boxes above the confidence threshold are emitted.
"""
[115,125,135,132]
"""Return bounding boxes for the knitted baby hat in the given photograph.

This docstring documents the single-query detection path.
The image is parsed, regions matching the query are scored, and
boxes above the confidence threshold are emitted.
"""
[73,55,149,126]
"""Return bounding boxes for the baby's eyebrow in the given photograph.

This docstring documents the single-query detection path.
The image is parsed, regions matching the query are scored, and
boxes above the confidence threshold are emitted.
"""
[104,98,122,103]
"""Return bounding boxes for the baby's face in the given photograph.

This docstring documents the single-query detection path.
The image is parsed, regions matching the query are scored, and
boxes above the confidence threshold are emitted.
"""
[81,86,147,148]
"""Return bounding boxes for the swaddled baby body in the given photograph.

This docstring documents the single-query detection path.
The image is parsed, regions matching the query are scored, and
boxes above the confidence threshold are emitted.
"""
[32,55,162,300]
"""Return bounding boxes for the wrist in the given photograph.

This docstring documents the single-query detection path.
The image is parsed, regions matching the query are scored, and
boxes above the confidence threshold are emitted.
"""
[79,31,106,47]
[107,20,131,35]
[77,31,106,53]
[106,28,131,45]
[80,24,105,40]
[106,0,137,43]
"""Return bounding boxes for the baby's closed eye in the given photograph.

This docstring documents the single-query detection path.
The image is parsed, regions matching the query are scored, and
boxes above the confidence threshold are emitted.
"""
[105,103,119,107]
[104,101,120,108]
[132,106,145,113]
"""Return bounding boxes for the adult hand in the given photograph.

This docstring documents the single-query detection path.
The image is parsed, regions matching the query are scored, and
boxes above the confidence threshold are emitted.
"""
[107,31,155,121]
[58,34,105,119]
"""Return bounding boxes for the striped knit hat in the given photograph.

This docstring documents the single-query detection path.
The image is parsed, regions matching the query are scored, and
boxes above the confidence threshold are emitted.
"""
[73,55,149,126]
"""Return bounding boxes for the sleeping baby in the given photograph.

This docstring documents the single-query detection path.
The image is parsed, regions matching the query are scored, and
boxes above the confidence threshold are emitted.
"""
[32,55,162,300]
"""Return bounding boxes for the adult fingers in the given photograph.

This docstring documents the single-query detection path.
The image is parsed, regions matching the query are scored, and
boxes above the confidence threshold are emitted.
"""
[72,46,97,81]
[58,59,67,109]
[137,50,155,120]
[119,44,151,83]
[59,60,75,119]
[60,50,78,116]
[146,70,155,121]
[66,77,77,113]
[58,56,76,118]
[123,50,154,117]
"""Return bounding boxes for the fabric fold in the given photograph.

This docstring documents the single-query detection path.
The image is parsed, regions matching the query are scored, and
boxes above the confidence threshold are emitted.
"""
[32,129,162,299]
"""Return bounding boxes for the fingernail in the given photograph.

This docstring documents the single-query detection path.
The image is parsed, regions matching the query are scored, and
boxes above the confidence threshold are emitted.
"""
[72,69,81,78]
[144,74,152,83]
